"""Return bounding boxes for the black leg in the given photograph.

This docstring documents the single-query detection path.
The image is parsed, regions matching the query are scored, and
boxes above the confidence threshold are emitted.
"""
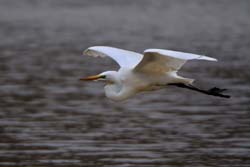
[168,83,230,98]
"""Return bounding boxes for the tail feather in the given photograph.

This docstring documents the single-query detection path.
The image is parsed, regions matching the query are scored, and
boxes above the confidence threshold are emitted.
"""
[170,72,194,85]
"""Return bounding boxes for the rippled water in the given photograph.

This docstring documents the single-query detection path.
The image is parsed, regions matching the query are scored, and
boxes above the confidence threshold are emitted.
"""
[1,0,250,166]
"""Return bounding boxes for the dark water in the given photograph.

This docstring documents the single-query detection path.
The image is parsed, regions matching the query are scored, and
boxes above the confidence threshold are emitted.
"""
[1,0,250,166]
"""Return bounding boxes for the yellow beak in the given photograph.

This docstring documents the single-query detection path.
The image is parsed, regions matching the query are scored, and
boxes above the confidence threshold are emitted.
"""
[80,75,103,81]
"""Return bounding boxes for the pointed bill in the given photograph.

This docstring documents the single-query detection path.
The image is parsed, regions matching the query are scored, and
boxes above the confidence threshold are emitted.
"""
[80,75,103,81]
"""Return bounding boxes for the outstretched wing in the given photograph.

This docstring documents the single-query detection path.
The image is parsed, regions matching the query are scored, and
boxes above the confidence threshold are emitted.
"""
[83,46,143,68]
[134,49,217,74]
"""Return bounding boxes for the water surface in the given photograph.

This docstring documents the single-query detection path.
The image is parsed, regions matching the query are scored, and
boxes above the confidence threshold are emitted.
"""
[0,0,250,166]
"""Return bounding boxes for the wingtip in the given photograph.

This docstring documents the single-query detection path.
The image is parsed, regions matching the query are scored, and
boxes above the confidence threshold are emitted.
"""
[209,57,218,62]
[201,55,218,62]
[208,56,218,62]
[82,46,100,56]
[82,46,108,58]
[82,46,98,55]
[82,48,89,55]
[83,48,96,57]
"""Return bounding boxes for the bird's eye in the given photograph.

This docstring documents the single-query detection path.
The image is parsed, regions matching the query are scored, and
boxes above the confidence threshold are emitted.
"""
[100,75,106,79]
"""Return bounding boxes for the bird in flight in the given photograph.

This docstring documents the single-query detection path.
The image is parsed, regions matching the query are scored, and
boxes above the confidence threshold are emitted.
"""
[80,46,230,101]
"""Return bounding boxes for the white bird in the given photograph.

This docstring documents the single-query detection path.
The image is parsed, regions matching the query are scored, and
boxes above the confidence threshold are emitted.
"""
[80,46,230,101]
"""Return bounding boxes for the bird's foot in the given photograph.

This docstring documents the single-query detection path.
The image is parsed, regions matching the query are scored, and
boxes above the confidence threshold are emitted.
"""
[168,83,231,98]
[207,87,230,98]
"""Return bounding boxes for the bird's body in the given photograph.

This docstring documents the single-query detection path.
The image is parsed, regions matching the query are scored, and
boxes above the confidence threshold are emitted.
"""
[103,68,191,101]
[81,46,230,100]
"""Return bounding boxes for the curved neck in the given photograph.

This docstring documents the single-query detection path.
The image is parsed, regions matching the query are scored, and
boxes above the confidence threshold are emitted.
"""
[104,84,134,101]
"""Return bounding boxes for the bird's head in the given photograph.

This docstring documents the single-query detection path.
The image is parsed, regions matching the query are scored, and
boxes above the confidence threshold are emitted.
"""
[80,71,118,84]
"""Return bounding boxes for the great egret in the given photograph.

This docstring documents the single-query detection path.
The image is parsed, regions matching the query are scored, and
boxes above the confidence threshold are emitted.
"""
[80,46,230,101]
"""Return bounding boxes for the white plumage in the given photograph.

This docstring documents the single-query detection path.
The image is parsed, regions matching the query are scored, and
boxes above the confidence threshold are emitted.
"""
[84,46,143,68]
[81,46,218,101]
